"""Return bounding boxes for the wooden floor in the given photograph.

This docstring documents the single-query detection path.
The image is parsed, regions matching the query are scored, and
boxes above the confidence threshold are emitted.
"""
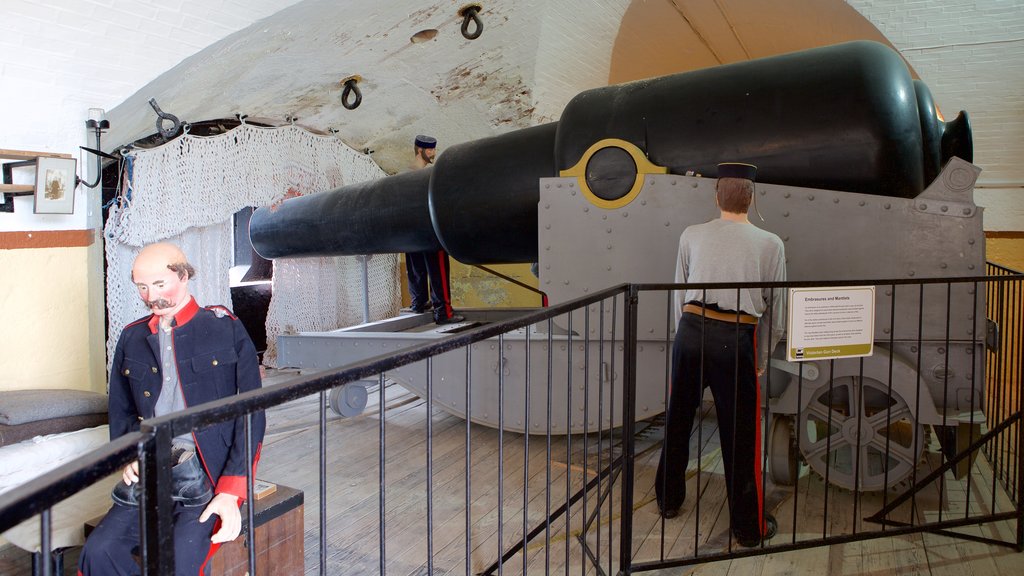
[2,367,1022,575]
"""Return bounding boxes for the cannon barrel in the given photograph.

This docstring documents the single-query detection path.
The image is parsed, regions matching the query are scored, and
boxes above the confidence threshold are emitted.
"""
[250,40,971,264]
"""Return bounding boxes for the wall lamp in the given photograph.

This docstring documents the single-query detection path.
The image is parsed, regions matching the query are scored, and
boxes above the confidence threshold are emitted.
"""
[80,108,115,189]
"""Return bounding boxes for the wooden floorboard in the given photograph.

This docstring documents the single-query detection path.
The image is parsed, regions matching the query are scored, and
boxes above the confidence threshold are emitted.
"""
[3,368,1023,575]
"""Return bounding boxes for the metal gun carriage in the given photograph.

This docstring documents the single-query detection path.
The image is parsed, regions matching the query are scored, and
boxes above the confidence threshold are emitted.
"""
[250,41,985,491]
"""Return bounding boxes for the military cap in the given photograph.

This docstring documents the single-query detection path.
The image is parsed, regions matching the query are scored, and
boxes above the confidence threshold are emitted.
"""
[414,135,437,149]
[716,162,757,181]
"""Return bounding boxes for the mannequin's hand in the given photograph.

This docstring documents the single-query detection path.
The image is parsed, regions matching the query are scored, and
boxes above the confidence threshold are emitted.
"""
[200,493,242,543]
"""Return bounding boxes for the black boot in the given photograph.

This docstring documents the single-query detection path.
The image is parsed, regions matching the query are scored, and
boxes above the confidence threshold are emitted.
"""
[170,451,213,507]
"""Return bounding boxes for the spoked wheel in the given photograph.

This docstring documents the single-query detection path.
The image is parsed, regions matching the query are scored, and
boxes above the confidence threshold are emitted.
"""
[768,415,801,486]
[799,375,924,491]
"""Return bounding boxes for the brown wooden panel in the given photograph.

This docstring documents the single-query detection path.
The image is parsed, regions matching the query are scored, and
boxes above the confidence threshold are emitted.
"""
[0,229,95,249]
[209,504,304,576]
[0,149,72,160]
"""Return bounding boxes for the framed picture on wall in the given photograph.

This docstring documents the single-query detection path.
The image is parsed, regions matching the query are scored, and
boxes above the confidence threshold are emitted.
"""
[34,156,77,214]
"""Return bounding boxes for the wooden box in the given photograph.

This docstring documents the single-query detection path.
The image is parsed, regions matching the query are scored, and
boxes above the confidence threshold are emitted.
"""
[210,484,305,576]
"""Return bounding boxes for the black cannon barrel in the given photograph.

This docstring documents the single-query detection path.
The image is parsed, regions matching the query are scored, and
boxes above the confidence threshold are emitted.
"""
[556,40,970,200]
[250,40,971,263]
[430,122,557,264]
[249,168,439,260]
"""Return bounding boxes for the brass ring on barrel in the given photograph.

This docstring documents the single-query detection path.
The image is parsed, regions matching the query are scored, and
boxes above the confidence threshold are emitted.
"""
[560,138,667,210]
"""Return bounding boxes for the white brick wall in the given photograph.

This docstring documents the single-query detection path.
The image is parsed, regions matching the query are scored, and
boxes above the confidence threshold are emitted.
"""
[848,0,1024,230]
[0,0,303,230]
[2,0,1020,230]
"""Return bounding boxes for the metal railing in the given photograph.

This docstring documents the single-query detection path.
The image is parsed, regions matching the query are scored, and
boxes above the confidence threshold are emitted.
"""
[0,285,630,575]
[623,270,1024,573]
[1,269,1022,575]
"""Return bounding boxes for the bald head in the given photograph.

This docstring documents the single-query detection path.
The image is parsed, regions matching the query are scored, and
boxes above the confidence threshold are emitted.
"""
[133,243,195,282]
[132,242,195,320]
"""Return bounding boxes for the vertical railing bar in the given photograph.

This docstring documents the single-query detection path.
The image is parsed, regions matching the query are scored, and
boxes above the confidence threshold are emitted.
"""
[997,276,1008,492]
[939,283,952,524]
[466,346,473,576]
[40,508,52,576]
[1014,276,1024,512]
[823,359,834,539]
[380,373,388,576]
[966,282,979,520]
[729,287,741,551]
[1007,275,1018,502]
[618,286,638,571]
[546,316,554,575]
[791,361,803,545]
[427,356,435,575]
[998,277,1010,495]
[988,274,1001,484]
[986,277,1000,488]
[596,300,605,565]
[582,306,590,576]
[695,288,707,555]
[983,275,992,468]
[987,278,1000,518]
[1007,272,1015,498]
[244,413,256,574]
[320,389,328,576]
[911,283,925,525]
[660,290,671,561]
[524,324,531,575]
[498,333,505,576]
[566,311,573,575]
[1014,276,1024,549]
[142,424,173,575]
[762,286,774,545]
[882,283,897,528]
[609,293,618,571]
[853,356,864,533]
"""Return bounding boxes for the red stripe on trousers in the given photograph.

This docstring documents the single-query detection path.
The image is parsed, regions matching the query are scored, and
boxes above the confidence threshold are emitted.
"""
[436,250,453,317]
[753,327,764,535]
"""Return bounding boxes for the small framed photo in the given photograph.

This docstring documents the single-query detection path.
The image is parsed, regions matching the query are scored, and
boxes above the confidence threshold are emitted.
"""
[34,156,77,214]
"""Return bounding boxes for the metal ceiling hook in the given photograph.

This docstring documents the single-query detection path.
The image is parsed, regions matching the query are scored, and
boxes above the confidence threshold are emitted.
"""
[459,4,483,40]
[148,98,182,140]
[340,75,363,110]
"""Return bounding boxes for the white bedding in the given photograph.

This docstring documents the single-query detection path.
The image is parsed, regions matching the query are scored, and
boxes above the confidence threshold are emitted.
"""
[0,425,116,552]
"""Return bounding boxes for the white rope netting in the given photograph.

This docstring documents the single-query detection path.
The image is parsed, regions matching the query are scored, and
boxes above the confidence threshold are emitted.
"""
[105,122,399,370]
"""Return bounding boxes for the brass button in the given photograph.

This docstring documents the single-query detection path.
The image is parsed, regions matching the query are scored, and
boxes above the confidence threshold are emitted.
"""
[123,369,130,376]
[212,359,219,366]
[143,391,151,397]
[151,367,158,373]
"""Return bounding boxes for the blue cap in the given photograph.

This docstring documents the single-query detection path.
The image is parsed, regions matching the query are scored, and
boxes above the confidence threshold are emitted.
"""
[717,162,757,181]
[414,135,437,149]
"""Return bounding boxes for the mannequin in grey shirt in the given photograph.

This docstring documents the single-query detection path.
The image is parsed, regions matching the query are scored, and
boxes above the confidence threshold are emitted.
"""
[656,162,786,548]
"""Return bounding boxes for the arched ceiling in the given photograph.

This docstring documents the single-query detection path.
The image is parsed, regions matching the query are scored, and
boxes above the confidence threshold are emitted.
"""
[100,0,998,181]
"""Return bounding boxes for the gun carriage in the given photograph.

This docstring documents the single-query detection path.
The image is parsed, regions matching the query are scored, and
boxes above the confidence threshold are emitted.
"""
[250,41,983,491]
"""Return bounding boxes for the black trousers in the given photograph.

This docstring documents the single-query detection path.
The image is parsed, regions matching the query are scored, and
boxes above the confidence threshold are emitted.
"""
[405,249,454,320]
[655,312,766,541]
[79,501,215,576]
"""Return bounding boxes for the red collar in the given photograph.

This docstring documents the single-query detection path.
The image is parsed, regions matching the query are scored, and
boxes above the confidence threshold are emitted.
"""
[147,296,200,333]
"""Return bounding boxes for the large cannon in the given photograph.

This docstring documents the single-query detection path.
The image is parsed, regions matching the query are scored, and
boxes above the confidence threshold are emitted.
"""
[251,41,984,492]
[251,40,971,264]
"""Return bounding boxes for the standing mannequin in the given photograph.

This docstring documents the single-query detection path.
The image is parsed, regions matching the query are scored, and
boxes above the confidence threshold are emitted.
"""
[404,134,464,324]
[654,162,786,548]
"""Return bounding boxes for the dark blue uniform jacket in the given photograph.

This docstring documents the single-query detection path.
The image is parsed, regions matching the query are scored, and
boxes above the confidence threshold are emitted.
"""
[108,296,265,499]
